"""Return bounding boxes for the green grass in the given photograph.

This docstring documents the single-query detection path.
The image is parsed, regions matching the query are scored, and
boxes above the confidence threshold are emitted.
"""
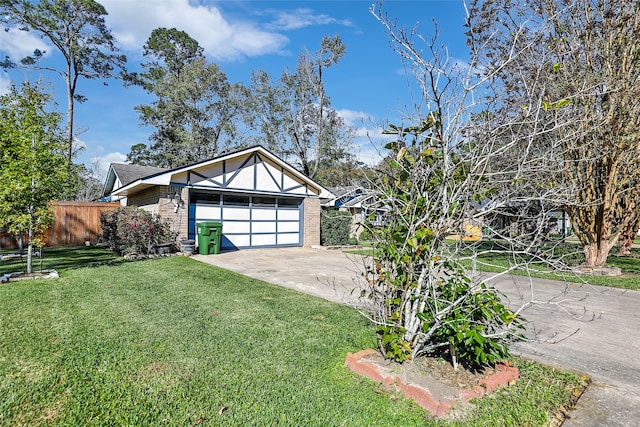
[1,245,123,276]
[347,240,640,290]
[0,253,584,426]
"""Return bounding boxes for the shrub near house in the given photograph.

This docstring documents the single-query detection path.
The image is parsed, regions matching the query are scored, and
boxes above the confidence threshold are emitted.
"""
[101,206,175,256]
[321,210,352,246]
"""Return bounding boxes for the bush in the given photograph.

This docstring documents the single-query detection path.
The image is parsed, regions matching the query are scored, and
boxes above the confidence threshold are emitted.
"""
[320,210,352,246]
[358,228,373,242]
[366,118,526,369]
[101,206,175,256]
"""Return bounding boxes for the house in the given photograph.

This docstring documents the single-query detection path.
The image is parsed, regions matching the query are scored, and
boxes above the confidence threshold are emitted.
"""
[102,146,333,250]
[322,186,384,239]
[102,163,168,204]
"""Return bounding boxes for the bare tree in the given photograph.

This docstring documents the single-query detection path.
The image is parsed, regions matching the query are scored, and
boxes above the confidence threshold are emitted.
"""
[362,2,594,368]
[248,36,355,180]
[466,0,640,268]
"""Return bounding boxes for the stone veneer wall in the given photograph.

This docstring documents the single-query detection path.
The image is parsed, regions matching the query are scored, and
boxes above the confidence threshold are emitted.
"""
[303,197,320,247]
[127,186,189,242]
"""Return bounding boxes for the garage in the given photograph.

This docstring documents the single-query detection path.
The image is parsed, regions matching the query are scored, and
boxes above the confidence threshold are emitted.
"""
[105,146,332,250]
[189,192,304,249]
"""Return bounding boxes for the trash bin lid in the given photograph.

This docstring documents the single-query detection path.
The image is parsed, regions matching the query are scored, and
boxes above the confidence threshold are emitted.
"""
[197,221,222,230]
[197,221,221,227]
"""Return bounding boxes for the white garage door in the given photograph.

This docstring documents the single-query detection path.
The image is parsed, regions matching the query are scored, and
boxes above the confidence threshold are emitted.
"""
[190,192,303,249]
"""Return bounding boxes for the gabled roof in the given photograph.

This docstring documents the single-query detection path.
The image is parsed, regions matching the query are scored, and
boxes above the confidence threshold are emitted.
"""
[102,163,167,197]
[322,185,379,208]
[106,145,334,199]
[339,192,378,208]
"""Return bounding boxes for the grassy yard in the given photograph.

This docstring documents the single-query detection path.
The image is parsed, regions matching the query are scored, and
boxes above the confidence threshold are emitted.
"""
[350,240,640,290]
[1,248,585,426]
[0,245,124,276]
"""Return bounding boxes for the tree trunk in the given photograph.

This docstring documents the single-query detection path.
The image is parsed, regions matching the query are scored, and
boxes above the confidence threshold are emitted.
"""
[66,63,76,169]
[618,220,640,256]
[27,227,33,274]
[583,240,613,268]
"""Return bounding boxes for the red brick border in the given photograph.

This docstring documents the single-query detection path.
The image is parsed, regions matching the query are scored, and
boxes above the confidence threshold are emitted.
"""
[345,349,518,417]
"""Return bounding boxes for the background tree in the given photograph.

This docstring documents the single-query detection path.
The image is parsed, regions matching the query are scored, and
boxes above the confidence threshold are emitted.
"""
[128,28,249,167]
[466,0,640,268]
[68,160,105,201]
[0,82,67,273]
[0,0,127,172]
[248,36,355,180]
[616,182,640,256]
[130,27,204,90]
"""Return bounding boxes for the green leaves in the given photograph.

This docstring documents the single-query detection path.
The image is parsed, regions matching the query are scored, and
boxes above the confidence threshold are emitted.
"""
[376,325,412,363]
[365,114,525,368]
[542,99,572,111]
[0,82,68,270]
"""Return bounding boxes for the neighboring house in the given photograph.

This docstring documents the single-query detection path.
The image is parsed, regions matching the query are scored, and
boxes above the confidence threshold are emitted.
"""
[322,186,384,238]
[103,146,333,250]
[478,199,572,239]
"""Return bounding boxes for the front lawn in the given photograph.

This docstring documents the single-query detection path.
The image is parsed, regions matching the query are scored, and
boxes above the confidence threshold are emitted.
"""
[0,245,123,276]
[348,240,640,290]
[1,253,584,425]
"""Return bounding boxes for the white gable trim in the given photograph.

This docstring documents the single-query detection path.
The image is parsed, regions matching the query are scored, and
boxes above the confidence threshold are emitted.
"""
[110,146,333,199]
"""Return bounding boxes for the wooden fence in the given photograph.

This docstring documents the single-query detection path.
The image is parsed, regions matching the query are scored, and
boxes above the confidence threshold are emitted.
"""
[0,201,120,249]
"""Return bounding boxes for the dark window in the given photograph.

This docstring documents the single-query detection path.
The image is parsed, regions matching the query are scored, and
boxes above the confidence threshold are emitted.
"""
[278,198,302,208]
[252,196,276,207]
[191,192,220,204]
[224,195,250,206]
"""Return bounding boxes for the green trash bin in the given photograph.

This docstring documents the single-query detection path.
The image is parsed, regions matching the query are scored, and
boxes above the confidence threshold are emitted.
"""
[197,221,222,255]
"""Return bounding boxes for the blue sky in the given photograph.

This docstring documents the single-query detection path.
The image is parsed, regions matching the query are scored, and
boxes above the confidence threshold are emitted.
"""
[1,0,469,178]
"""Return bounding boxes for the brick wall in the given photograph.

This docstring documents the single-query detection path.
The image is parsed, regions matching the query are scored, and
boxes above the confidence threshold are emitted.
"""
[157,187,189,242]
[303,197,320,247]
[127,187,161,210]
[128,186,189,242]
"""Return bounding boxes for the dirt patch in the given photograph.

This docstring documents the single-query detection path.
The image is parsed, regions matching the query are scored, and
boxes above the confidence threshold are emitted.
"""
[346,349,518,418]
[361,351,499,392]
[618,271,639,278]
[1,270,59,283]
[141,362,171,377]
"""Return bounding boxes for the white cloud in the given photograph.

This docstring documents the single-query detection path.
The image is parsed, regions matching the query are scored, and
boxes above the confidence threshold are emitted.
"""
[89,151,127,181]
[0,27,50,62]
[338,109,371,125]
[0,74,11,95]
[337,109,391,166]
[102,0,289,60]
[266,8,353,31]
[73,137,88,153]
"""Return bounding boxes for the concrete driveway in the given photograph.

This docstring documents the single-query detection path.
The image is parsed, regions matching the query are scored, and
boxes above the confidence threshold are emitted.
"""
[193,247,640,426]
[193,247,370,307]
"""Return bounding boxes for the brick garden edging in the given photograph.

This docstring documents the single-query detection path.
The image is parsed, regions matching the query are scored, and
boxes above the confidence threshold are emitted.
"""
[345,349,519,417]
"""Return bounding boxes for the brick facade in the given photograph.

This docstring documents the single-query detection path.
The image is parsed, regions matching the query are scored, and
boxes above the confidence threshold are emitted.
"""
[127,186,189,242]
[303,197,321,247]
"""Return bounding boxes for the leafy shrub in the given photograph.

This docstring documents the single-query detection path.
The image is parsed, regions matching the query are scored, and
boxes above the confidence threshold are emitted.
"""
[320,210,352,246]
[358,228,373,242]
[101,206,175,256]
[366,118,526,369]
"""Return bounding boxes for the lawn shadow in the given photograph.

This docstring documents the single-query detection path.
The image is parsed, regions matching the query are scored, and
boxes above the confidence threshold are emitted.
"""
[0,245,128,275]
